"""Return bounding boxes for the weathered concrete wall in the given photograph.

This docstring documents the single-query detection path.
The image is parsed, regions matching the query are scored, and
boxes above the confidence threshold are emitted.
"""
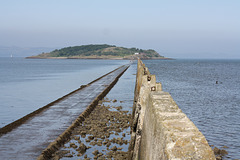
[129,59,215,160]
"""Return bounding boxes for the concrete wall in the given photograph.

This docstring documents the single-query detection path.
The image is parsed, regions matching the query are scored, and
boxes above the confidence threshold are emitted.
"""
[129,59,215,160]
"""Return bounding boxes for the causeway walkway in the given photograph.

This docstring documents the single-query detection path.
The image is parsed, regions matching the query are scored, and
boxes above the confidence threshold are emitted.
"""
[0,65,129,160]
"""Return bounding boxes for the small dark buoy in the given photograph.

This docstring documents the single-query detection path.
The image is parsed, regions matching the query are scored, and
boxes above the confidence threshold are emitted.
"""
[216,81,218,84]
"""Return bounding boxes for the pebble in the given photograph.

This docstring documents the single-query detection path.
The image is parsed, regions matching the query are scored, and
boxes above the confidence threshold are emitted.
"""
[53,98,131,159]
[111,146,117,151]
[92,150,99,155]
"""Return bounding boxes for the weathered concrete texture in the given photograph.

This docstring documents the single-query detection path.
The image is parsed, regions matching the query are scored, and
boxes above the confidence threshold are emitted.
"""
[140,92,216,160]
[129,59,162,159]
[130,59,215,160]
[0,65,129,160]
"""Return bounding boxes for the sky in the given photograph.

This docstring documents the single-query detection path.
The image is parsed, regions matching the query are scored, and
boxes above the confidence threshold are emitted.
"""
[0,0,240,59]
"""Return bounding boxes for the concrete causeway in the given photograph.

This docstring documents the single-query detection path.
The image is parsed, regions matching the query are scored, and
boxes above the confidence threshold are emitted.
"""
[0,65,129,160]
[129,59,215,160]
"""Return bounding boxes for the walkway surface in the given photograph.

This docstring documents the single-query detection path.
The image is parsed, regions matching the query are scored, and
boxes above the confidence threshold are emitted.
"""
[0,65,129,160]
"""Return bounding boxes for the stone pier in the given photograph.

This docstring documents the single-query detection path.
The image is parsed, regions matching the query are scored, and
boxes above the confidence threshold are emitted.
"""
[129,59,215,160]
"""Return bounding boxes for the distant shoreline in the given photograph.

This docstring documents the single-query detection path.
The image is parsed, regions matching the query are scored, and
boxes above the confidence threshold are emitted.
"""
[25,56,174,60]
[25,44,173,60]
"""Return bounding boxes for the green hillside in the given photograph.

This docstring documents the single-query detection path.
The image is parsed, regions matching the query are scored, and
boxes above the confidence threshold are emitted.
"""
[27,44,166,59]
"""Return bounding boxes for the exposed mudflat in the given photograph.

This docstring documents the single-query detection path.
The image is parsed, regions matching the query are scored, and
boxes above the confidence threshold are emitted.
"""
[54,98,132,159]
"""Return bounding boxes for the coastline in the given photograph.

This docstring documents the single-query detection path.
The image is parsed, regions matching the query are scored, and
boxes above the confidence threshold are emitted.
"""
[25,56,174,60]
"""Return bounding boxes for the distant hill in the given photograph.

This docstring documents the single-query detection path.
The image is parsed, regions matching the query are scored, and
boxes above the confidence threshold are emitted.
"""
[26,44,169,59]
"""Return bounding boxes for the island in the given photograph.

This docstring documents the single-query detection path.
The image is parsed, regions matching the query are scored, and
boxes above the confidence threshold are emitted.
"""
[26,44,171,60]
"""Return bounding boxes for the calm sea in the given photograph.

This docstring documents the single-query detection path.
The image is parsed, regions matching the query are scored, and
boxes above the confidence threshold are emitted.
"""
[0,58,239,159]
[143,59,240,159]
[0,58,128,128]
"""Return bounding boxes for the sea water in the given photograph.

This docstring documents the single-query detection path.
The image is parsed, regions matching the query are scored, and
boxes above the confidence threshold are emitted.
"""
[143,59,240,159]
[1,58,239,159]
[0,57,128,128]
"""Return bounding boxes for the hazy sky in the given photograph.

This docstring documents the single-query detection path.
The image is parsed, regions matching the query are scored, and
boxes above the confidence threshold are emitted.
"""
[1,0,240,58]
